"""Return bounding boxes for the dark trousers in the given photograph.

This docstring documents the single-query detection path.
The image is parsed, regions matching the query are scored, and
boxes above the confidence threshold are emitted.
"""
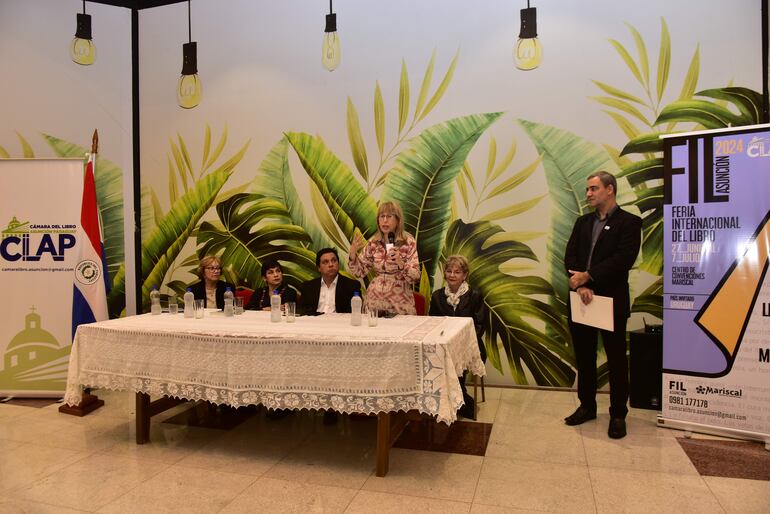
[569,317,629,419]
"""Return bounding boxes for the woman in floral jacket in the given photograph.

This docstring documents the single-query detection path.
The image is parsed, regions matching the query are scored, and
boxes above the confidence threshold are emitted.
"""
[348,201,421,315]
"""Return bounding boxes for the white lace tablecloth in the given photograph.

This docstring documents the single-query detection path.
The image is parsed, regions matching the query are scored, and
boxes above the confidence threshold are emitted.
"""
[64,311,485,424]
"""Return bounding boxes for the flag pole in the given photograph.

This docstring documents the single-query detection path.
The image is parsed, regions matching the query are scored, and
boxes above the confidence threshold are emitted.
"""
[59,128,105,417]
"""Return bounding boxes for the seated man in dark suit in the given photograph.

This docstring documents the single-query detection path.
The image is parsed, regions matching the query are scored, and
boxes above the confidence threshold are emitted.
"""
[298,248,362,316]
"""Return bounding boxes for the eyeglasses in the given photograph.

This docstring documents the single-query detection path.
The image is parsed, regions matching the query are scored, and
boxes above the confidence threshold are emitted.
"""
[205,266,222,272]
[378,213,395,219]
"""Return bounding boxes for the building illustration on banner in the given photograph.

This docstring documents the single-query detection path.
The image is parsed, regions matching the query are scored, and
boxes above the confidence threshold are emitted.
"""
[0,307,71,391]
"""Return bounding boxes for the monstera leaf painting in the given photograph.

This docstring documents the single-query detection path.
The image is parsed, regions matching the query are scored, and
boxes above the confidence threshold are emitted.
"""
[196,193,317,289]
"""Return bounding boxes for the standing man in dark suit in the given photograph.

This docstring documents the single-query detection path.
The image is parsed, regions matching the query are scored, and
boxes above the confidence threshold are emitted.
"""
[298,248,362,316]
[563,171,642,439]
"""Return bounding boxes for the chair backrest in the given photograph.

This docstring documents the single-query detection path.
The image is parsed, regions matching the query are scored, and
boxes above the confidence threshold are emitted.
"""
[235,288,254,308]
[413,292,426,316]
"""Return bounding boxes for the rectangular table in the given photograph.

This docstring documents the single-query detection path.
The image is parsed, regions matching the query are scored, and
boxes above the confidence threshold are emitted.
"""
[64,310,485,476]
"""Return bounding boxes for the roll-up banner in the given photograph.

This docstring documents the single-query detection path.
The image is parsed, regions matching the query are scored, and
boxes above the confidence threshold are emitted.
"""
[660,125,770,444]
[0,159,83,397]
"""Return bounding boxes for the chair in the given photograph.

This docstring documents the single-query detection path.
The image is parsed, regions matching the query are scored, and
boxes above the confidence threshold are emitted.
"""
[235,288,254,308]
[413,292,426,315]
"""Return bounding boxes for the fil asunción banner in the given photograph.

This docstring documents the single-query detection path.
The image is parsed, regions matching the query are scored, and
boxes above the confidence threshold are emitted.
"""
[0,159,83,396]
[662,126,770,439]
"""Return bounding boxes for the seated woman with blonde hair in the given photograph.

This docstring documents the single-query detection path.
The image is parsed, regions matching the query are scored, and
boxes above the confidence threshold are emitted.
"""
[190,255,235,310]
[429,254,486,419]
[348,201,421,315]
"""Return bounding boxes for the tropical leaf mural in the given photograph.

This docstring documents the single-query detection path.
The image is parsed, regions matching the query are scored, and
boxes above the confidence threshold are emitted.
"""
[196,193,317,290]
[381,112,503,285]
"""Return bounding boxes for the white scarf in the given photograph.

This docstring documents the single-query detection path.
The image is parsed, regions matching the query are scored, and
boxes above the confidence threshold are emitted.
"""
[444,281,469,310]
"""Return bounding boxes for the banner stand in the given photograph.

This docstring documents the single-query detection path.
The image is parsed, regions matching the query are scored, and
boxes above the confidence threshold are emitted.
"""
[659,124,770,447]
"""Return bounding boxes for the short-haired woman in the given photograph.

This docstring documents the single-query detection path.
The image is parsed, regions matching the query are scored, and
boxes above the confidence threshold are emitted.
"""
[190,255,235,309]
[246,259,298,310]
[429,254,487,419]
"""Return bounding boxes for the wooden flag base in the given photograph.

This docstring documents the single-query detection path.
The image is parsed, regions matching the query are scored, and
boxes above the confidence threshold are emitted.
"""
[58,392,104,416]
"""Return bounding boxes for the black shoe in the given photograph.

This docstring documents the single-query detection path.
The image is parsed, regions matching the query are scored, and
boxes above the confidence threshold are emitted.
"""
[564,406,596,426]
[608,417,626,439]
[322,410,338,425]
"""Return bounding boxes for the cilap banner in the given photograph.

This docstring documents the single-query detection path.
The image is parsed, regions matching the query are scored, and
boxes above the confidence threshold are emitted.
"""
[0,159,84,397]
[661,125,770,442]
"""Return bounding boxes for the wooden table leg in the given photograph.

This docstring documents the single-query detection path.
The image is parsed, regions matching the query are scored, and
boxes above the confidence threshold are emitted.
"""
[135,392,150,444]
[376,412,391,477]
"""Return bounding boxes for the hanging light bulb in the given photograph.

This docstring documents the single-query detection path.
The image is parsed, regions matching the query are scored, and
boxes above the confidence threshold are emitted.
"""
[322,0,340,71]
[177,1,201,109]
[514,2,542,71]
[71,2,96,65]
[177,42,201,109]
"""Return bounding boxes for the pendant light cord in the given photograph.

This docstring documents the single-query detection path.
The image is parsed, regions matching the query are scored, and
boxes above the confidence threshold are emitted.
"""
[187,0,192,43]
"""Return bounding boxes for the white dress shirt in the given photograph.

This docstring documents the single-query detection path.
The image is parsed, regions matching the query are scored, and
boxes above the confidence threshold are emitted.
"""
[317,275,339,314]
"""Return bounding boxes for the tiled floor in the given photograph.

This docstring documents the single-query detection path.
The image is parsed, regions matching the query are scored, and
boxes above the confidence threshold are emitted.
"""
[0,388,768,513]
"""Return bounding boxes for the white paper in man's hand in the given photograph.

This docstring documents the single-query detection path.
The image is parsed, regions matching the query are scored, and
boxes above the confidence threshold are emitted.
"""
[569,291,614,331]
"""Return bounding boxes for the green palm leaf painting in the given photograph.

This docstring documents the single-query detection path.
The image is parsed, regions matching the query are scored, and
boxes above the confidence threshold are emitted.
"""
[250,136,335,251]
[285,132,378,241]
[381,112,503,284]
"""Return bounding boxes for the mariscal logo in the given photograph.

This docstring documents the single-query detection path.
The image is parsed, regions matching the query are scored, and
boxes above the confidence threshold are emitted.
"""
[695,385,743,397]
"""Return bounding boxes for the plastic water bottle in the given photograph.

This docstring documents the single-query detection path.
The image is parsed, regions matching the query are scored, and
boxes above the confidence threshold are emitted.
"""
[183,288,194,318]
[150,286,161,315]
[270,289,281,322]
[168,292,178,314]
[350,292,362,326]
[223,287,234,317]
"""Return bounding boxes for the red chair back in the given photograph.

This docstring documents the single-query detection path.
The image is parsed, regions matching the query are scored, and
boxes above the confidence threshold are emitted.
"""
[235,288,254,308]
[413,292,426,316]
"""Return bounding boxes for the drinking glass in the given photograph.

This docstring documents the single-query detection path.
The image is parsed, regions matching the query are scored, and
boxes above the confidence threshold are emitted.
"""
[286,302,296,322]
[194,299,205,319]
[168,299,178,315]
[234,297,244,315]
[367,306,378,327]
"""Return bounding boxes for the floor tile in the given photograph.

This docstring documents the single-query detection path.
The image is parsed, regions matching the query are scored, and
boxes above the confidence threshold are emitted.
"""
[177,424,305,476]
[99,422,222,464]
[485,424,586,466]
[703,476,770,514]
[9,453,169,511]
[470,504,546,514]
[498,388,577,406]
[362,448,482,502]
[474,457,595,513]
[0,495,90,513]
[492,399,575,429]
[346,490,471,514]
[265,430,376,489]
[0,443,89,494]
[582,430,699,475]
[220,477,357,513]
[590,467,724,514]
[97,464,255,513]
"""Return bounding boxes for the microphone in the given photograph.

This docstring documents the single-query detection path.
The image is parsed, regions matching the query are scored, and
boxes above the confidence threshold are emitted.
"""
[386,232,395,252]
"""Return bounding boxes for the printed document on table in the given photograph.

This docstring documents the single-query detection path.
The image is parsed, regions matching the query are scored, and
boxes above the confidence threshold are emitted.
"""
[569,291,614,331]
